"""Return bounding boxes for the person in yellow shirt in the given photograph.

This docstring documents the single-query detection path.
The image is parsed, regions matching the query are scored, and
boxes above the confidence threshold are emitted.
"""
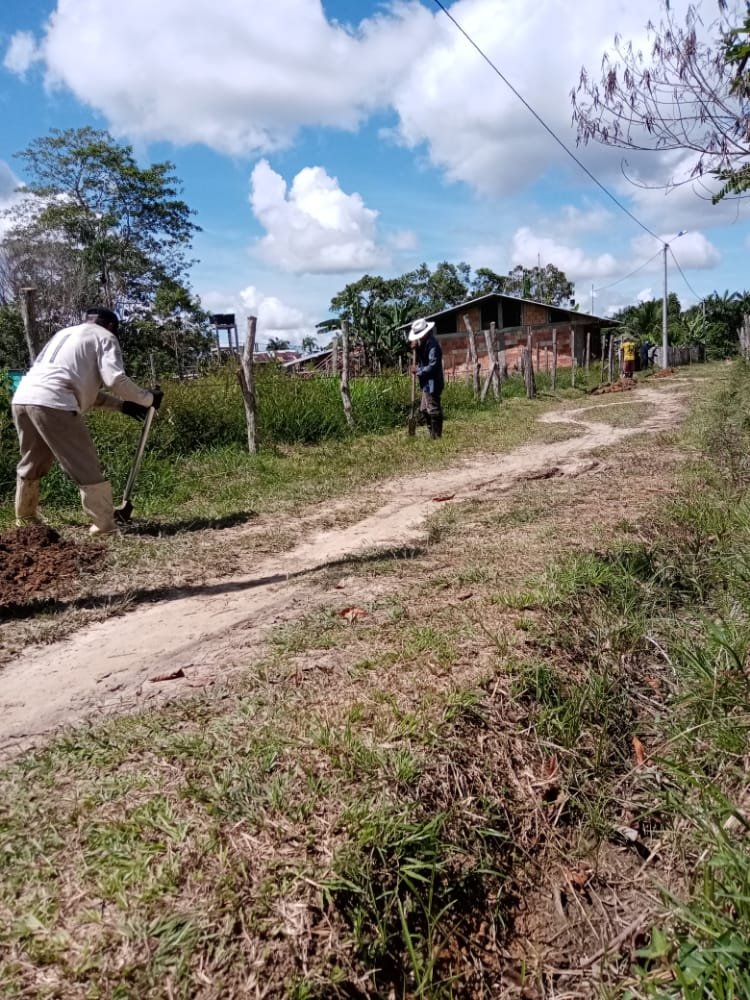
[621,336,636,379]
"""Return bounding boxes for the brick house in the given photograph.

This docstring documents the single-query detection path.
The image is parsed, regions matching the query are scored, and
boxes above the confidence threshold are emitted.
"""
[409,293,618,377]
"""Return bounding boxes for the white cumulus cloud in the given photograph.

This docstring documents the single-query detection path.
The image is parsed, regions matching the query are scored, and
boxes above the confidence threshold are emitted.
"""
[201,286,319,347]
[511,226,619,283]
[250,160,385,274]
[5,0,434,155]
[3,31,41,75]
[631,231,721,270]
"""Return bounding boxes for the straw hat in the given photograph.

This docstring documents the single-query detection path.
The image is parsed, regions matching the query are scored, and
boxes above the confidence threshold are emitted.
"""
[408,318,435,343]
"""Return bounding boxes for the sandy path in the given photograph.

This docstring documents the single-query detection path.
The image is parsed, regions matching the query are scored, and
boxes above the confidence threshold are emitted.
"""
[0,386,685,754]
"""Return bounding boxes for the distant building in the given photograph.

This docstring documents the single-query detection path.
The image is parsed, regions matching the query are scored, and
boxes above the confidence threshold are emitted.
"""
[401,292,618,376]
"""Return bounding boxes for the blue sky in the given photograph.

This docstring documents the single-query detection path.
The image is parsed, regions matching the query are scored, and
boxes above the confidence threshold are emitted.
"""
[1,0,748,347]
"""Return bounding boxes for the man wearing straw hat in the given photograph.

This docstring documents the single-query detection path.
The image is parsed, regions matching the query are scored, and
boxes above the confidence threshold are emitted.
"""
[408,317,444,439]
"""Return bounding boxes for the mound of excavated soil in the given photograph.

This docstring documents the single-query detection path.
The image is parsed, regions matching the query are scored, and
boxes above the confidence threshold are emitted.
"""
[0,525,105,609]
[591,378,638,395]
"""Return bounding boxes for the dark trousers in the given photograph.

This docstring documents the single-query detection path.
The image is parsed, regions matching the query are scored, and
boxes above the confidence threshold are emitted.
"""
[419,390,443,438]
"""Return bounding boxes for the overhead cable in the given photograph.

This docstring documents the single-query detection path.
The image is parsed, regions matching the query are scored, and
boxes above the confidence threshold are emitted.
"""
[669,247,704,302]
[593,250,664,294]
[430,0,662,243]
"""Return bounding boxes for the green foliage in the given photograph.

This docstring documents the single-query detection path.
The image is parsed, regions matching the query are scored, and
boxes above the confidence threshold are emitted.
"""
[526,361,750,997]
[0,367,487,507]
[13,126,198,310]
[0,305,26,369]
[325,260,576,369]
[1,127,208,375]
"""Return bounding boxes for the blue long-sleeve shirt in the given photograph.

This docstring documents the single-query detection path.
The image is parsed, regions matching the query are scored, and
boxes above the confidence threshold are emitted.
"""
[416,334,444,394]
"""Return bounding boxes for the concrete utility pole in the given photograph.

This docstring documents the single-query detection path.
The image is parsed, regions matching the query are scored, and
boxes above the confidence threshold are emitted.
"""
[662,230,687,368]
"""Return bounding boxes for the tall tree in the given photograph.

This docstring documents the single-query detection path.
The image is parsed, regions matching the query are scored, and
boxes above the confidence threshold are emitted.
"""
[0,127,211,373]
[325,261,576,369]
[571,3,750,202]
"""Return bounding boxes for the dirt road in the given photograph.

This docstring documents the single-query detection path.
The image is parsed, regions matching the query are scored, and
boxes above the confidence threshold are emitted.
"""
[0,385,687,755]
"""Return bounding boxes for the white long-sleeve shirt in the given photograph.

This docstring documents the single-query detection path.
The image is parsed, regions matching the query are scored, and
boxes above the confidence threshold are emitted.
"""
[12,322,153,414]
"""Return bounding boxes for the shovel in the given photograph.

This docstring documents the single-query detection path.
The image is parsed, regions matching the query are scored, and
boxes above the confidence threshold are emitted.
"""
[407,348,417,436]
[114,405,157,523]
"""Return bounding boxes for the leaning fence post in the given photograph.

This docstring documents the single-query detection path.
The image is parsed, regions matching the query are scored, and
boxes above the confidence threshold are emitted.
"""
[340,318,354,429]
[238,315,258,453]
[463,315,481,399]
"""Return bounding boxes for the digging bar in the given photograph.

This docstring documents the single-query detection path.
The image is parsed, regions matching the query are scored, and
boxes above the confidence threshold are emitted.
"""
[114,405,157,523]
[407,348,417,436]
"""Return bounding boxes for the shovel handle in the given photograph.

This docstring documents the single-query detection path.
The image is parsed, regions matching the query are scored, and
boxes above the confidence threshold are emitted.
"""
[121,406,156,506]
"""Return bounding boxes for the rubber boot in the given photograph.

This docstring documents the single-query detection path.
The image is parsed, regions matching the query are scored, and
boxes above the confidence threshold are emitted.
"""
[15,477,42,526]
[429,413,443,440]
[80,481,117,536]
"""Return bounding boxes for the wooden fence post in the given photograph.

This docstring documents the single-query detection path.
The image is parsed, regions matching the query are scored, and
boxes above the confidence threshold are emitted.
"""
[585,330,591,375]
[20,287,43,363]
[741,314,750,359]
[600,332,607,384]
[463,315,481,398]
[483,322,500,401]
[525,329,536,399]
[496,323,507,385]
[571,329,577,389]
[238,315,258,453]
[608,333,615,383]
[340,319,354,429]
[551,328,558,392]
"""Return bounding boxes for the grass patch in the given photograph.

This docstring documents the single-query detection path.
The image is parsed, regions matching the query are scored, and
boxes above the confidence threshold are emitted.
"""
[5,361,746,996]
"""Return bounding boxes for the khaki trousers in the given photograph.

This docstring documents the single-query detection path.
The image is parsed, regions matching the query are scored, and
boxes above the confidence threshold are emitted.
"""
[13,405,104,486]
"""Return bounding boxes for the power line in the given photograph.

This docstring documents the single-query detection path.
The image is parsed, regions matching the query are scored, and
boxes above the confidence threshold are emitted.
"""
[430,0,662,243]
[594,249,664,294]
[668,246,703,302]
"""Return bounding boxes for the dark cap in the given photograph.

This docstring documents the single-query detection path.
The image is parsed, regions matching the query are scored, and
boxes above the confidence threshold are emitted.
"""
[85,307,120,333]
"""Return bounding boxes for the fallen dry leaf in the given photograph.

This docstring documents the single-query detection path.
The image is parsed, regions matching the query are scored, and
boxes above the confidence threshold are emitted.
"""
[632,735,647,767]
[339,606,368,622]
[150,668,186,683]
[431,493,455,502]
[568,864,592,890]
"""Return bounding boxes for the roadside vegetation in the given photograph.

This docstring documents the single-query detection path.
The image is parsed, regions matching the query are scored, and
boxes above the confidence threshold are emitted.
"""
[1,364,748,997]
[0,364,594,525]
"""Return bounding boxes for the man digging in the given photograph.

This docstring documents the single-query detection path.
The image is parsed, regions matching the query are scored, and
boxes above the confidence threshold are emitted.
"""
[409,317,444,439]
[12,307,162,535]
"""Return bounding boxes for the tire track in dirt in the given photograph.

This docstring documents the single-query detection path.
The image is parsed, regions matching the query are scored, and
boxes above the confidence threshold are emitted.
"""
[0,386,686,755]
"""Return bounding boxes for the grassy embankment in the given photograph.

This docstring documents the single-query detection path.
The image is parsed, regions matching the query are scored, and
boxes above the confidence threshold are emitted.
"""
[0,365,594,528]
[2,364,748,997]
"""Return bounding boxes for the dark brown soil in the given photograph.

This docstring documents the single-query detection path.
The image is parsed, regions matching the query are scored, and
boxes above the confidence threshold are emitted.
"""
[0,524,105,609]
[591,378,638,395]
